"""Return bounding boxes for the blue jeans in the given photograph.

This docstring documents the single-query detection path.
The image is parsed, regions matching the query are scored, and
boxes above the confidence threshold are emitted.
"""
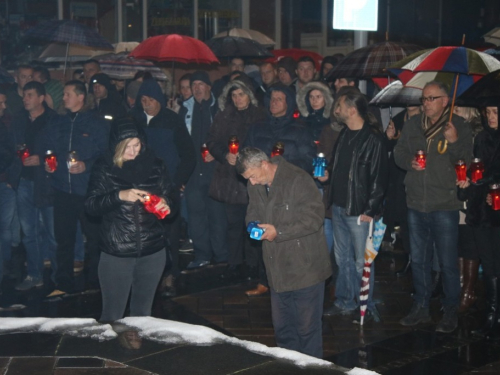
[17,179,56,279]
[0,182,17,281]
[324,218,334,254]
[408,209,460,308]
[332,205,375,311]
[270,282,325,358]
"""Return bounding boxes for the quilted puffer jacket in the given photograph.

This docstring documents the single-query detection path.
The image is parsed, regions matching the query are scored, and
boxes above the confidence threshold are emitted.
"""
[85,118,178,257]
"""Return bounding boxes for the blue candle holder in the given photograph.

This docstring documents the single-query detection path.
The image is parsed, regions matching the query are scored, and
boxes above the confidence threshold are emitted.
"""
[313,153,327,177]
[247,221,265,240]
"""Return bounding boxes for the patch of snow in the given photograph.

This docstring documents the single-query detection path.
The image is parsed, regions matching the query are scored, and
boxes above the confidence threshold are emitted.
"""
[119,317,339,369]
[347,368,381,375]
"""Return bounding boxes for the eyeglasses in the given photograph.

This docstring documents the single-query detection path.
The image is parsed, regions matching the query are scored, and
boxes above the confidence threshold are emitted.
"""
[419,96,445,104]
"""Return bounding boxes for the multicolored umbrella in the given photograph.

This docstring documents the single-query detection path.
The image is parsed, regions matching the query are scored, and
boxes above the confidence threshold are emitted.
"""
[213,28,275,47]
[96,52,167,81]
[129,34,219,64]
[360,218,386,326]
[206,36,273,59]
[326,41,422,80]
[267,48,323,71]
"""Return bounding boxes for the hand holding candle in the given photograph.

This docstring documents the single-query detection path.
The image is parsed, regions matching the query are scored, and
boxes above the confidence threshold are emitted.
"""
[490,184,500,211]
[455,160,466,181]
[415,150,426,169]
[17,144,30,163]
[271,142,284,157]
[143,194,170,219]
[470,158,484,183]
[45,150,57,171]
[228,135,239,155]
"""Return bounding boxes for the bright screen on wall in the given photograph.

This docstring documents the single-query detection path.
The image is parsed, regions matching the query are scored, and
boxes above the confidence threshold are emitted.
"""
[333,0,378,31]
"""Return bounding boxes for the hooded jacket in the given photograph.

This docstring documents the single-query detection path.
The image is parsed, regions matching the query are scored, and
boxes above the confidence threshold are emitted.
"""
[129,79,196,188]
[459,104,500,227]
[85,118,178,258]
[243,84,316,174]
[296,81,334,140]
[38,103,110,196]
[206,79,266,204]
[89,73,128,123]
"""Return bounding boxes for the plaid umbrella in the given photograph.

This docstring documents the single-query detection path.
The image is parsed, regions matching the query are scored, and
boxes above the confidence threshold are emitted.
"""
[359,218,386,326]
[213,28,275,47]
[24,20,113,75]
[96,52,167,81]
[24,20,113,49]
[206,36,273,59]
[326,41,422,80]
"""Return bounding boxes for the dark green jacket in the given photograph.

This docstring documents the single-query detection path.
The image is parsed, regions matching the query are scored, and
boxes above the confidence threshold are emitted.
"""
[245,156,331,293]
[394,112,472,213]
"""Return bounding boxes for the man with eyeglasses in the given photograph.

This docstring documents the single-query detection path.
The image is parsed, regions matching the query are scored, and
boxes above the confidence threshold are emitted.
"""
[394,81,472,333]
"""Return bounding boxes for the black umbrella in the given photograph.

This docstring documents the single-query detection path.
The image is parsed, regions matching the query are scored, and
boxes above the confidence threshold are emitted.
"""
[457,69,500,107]
[205,36,273,59]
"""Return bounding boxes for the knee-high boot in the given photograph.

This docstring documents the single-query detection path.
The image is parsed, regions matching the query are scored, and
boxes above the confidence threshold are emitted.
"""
[459,259,479,313]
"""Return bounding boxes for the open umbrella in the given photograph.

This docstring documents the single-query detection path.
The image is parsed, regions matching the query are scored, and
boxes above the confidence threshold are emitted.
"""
[268,49,323,71]
[457,69,500,107]
[96,52,167,81]
[369,80,422,108]
[35,43,111,63]
[24,20,113,74]
[326,41,422,81]
[206,36,273,59]
[483,27,500,47]
[129,34,219,97]
[213,28,275,47]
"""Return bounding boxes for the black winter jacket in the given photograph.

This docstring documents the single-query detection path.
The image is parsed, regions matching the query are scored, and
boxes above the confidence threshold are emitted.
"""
[85,119,178,257]
[328,122,388,217]
[243,85,316,174]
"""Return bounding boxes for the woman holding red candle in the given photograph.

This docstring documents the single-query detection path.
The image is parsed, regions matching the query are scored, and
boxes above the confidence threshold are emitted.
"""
[205,75,266,281]
[85,118,177,322]
[457,104,500,339]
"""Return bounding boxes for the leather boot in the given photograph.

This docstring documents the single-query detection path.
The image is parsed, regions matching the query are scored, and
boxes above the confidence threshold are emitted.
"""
[395,254,411,277]
[160,275,177,298]
[458,257,464,288]
[459,259,479,313]
[473,276,497,337]
[431,271,443,299]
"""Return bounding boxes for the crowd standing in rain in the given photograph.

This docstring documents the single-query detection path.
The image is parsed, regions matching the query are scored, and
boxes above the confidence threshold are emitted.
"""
[0,44,499,359]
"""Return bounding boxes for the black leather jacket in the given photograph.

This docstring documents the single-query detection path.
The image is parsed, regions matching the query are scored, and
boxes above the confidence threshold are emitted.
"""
[85,152,177,258]
[328,122,388,217]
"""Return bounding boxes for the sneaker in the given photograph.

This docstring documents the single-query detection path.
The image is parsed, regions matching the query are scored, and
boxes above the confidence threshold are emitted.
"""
[179,239,194,253]
[15,276,43,291]
[74,260,84,273]
[323,304,356,317]
[185,260,210,270]
[436,306,458,333]
[400,303,431,326]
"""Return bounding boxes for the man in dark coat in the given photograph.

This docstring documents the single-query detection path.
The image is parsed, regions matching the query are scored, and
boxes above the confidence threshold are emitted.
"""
[89,73,128,123]
[12,81,57,291]
[236,147,331,358]
[178,71,228,270]
[129,78,196,294]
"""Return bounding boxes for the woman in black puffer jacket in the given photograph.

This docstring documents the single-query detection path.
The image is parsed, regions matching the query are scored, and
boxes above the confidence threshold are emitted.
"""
[86,118,177,322]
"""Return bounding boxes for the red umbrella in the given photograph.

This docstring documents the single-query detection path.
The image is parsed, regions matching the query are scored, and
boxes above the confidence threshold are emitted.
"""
[267,48,323,70]
[129,34,219,64]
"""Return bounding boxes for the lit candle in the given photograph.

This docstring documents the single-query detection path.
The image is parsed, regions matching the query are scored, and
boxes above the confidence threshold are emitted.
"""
[271,142,284,158]
[470,158,484,183]
[455,160,466,182]
[45,150,57,172]
[415,150,426,169]
[200,143,209,162]
[228,136,239,155]
[490,184,500,211]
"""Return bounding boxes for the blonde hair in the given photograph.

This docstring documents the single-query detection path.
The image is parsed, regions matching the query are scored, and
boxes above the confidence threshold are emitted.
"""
[454,106,480,122]
[113,138,131,168]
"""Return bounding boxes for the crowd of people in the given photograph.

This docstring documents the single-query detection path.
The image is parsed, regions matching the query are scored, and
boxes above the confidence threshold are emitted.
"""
[0,53,498,359]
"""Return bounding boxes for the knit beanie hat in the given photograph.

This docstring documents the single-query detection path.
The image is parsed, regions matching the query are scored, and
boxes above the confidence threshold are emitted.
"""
[277,57,297,79]
[89,73,112,94]
[190,71,211,87]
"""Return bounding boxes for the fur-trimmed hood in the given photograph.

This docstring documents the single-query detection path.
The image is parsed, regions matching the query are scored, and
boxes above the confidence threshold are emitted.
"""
[296,81,333,119]
[218,79,258,112]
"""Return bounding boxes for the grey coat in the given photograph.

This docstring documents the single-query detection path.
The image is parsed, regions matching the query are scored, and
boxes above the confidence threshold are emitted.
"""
[394,112,472,213]
[245,157,332,292]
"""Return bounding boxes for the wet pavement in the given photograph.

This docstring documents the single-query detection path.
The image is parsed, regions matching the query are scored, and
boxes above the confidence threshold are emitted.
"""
[1,244,500,374]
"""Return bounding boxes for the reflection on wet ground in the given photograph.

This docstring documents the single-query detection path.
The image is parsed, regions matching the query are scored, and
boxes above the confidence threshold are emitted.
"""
[1,246,500,374]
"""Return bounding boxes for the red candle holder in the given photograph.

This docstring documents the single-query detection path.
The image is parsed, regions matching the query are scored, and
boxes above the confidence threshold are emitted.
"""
[271,142,284,158]
[455,160,466,182]
[143,194,169,219]
[201,143,209,162]
[415,150,426,169]
[490,184,500,211]
[228,136,239,155]
[470,158,484,183]
[17,144,30,163]
[45,150,57,172]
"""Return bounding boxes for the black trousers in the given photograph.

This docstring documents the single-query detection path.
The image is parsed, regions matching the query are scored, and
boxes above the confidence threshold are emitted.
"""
[458,224,480,260]
[53,191,100,292]
[474,226,500,278]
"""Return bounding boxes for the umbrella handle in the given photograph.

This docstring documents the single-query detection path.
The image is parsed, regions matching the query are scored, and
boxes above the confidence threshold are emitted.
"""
[448,73,460,123]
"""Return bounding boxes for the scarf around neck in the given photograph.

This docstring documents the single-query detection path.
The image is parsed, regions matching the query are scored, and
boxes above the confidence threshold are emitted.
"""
[421,107,450,143]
